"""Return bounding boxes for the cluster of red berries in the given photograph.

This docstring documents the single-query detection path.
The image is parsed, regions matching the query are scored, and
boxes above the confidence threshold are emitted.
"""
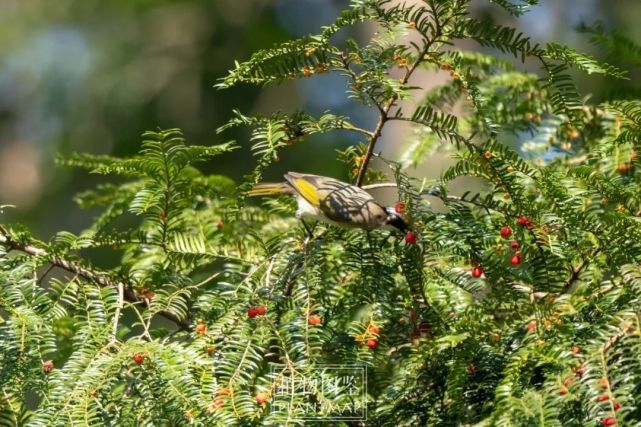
[501,223,524,265]
[559,376,574,395]
[247,305,267,318]
[595,377,622,418]
[356,324,381,349]
[558,376,622,425]
[395,203,418,245]
[471,218,533,276]
[207,388,229,413]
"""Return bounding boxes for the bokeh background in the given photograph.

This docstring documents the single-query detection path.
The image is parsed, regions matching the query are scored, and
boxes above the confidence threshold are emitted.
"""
[0,0,639,238]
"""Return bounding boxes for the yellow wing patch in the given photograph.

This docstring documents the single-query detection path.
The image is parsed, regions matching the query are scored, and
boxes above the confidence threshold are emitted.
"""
[294,178,320,207]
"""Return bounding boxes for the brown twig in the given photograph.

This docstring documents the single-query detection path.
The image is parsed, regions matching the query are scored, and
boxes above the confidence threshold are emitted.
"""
[361,182,398,190]
[354,10,442,187]
[560,246,603,294]
[354,51,429,187]
[0,228,191,330]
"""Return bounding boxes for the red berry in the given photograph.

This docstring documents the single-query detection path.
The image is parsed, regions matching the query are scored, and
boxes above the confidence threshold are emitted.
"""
[613,401,621,410]
[517,216,533,228]
[617,163,629,173]
[500,226,512,238]
[598,394,610,402]
[602,417,617,426]
[255,392,269,405]
[141,289,156,300]
[563,377,573,387]
[369,325,381,334]
[308,315,321,326]
[195,323,207,335]
[572,346,580,354]
[419,321,430,333]
[510,240,520,250]
[42,360,54,374]
[394,203,405,214]
[471,266,483,278]
[256,305,266,316]
[247,307,258,318]
[467,364,477,374]
[404,231,417,244]
[526,320,537,332]
[510,254,521,265]
[216,388,230,397]
[559,388,568,395]
[207,400,224,413]
[367,339,378,349]
[133,353,145,365]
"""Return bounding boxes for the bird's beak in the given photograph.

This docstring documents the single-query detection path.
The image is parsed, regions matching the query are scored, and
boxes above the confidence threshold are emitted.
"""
[385,214,409,233]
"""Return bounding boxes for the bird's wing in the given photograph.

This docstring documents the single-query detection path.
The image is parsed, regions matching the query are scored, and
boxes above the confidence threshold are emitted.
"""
[284,172,387,227]
[284,172,322,207]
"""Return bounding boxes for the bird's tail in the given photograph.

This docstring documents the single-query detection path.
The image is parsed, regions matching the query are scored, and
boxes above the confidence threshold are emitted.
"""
[246,182,293,197]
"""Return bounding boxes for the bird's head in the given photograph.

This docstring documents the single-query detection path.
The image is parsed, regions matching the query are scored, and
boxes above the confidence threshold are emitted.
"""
[384,208,409,233]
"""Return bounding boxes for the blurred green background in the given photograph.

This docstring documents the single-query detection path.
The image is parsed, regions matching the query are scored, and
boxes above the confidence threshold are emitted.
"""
[0,0,639,238]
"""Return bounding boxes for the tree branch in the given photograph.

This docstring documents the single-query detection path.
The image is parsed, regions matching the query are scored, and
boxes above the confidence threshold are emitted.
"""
[354,12,442,187]
[361,182,398,190]
[0,228,191,330]
[340,124,375,138]
[560,246,603,294]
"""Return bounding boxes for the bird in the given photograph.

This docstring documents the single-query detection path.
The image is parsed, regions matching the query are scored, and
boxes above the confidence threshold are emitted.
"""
[247,172,408,234]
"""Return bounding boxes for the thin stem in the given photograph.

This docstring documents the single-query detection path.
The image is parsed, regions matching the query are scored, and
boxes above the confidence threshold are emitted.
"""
[0,229,191,330]
[110,282,124,345]
[340,124,375,138]
[361,182,398,190]
[355,31,439,187]
[561,246,603,294]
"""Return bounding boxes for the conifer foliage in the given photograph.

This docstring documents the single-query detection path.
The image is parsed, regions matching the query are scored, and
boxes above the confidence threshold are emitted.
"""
[2,1,641,425]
